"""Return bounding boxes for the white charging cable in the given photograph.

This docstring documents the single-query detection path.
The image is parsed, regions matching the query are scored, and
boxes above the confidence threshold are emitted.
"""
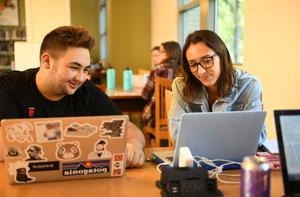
[154,147,241,184]
[156,162,170,173]
[194,156,241,184]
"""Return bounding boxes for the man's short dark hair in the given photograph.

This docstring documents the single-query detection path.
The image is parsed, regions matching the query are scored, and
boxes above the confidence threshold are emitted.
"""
[39,26,95,59]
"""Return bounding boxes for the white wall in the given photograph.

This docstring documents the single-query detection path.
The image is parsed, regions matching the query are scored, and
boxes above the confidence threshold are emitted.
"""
[25,0,70,43]
[151,0,178,47]
[14,42,40,70]
[244,0,300,138]
[14,0,70,70]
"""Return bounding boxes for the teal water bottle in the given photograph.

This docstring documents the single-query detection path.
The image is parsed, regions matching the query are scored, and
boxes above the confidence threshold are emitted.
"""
[106,66,115,90]
[123,67,133,91]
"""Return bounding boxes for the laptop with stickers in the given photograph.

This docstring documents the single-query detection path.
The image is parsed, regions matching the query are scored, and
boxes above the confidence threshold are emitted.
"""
[1,115,128,184]
[274,109,300,197]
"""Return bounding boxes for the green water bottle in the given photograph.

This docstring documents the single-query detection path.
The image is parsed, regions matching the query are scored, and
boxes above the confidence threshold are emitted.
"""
[106,66,115,90]
[123,67,132,91]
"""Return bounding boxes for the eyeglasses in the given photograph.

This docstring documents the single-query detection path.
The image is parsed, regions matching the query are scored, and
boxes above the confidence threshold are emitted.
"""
[188,53,217,73]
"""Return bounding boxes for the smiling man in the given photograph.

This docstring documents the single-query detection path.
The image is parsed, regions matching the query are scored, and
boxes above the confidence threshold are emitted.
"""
[0,26,145,167]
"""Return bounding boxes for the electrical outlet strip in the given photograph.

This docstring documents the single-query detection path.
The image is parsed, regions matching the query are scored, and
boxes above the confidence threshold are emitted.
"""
[179,146,194,167]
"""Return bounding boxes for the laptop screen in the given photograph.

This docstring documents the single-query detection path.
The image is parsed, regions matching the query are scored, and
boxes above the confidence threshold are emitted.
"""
[274,110,300,195]
[172,111,266,167]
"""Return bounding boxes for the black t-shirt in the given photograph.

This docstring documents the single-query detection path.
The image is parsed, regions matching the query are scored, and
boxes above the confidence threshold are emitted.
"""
[0,68,121,121]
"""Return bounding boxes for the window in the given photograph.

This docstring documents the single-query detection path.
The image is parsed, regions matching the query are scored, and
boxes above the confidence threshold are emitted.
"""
[178,0,200,45]
[215,0,244,64]
[177,0,244,64]
[99,0,107,60]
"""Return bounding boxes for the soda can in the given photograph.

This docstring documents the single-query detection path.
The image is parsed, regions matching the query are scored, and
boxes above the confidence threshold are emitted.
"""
[241,156,271,197]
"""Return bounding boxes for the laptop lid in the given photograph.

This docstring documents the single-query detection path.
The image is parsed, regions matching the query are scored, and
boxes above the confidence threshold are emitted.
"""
[274,110,300,196]
[1,115,128,184]
[172,111,266,167]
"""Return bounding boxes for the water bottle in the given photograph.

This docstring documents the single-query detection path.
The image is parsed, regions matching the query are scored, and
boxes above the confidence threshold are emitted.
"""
[106,66,115,90]
[123,67,133,91]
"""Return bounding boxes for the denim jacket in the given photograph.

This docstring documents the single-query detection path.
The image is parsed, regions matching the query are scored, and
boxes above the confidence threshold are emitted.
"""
[169,69,266,146]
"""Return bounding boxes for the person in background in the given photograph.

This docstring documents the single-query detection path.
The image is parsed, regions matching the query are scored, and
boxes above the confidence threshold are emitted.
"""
[168,30,266,146]
[88,63,106,92]
[0,26,145,167]
[142,41,181,127]
[151,46,160,69]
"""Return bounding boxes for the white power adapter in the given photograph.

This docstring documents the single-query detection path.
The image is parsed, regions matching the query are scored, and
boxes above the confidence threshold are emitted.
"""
[179,146,194,167]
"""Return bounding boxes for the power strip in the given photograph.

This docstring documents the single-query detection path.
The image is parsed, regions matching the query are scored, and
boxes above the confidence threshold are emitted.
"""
[179,146,193,167]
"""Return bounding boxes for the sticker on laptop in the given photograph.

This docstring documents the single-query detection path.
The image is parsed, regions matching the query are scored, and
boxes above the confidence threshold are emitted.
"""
[28,161,60,172]
[100,118,125,139]
[5,122,34,143]
[64,122,97,138]
[112,169,122,176]
[6,146,23,158]
[62,160,110,176]
[56,141,81,161]
[24,144,47,162]
[111,153,125,177]
[8,161,35,183]
[35,121,63,142]
[88,139,112,160]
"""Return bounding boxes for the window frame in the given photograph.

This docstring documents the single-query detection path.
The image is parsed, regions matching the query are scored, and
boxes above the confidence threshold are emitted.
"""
[99,0,107,60]
[178,0,216,45]
[178,0,244,65]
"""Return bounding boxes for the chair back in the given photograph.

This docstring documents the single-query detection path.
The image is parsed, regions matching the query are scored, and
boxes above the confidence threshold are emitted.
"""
[143,76,173,147]
[165,89,173,146]
[165,89,172,118]
[154,77,173,127]
[153,77,173,146]
[137,69,150,75]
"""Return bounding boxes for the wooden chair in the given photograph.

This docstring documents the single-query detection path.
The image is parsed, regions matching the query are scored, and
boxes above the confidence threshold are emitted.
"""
[165,89,174,147]
[137,68,150,75]
[143,76,173,147]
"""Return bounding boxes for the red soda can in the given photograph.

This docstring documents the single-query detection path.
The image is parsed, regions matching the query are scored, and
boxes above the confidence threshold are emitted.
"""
[241,156,271,197]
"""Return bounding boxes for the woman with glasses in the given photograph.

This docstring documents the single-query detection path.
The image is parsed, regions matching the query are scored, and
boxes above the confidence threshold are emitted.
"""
[142,41,181,127]
[169,30,266,146]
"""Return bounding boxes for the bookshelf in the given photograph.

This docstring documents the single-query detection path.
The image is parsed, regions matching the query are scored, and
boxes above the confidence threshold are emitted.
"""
[0,26,26,71]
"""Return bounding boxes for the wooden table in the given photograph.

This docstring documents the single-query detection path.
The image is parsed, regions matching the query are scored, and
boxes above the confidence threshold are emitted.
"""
[106,87,146,129]
[106,87,146,113]
[0,149,285,197]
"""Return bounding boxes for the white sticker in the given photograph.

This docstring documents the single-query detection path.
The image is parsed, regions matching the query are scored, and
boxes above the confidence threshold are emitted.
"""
[24,144,47,161]
[88,139,112,160]
[6,146,23,157]
[9,161,35,183]
[35,121,63,142]
[6,122,34,143]
[64,122,97,138]
[56,141,81,161]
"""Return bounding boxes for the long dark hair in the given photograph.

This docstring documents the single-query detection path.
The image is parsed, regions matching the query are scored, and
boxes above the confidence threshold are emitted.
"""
[179,30,234,103]
[160,41,181,65]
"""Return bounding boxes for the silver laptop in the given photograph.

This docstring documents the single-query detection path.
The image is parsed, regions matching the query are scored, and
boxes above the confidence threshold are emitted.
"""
[274,109,300,197]
[153,111,266,167]
[1,115,128,184]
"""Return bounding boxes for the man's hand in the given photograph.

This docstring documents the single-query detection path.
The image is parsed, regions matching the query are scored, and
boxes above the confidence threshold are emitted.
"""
[125,121,145,168]
[126,143,145,168]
